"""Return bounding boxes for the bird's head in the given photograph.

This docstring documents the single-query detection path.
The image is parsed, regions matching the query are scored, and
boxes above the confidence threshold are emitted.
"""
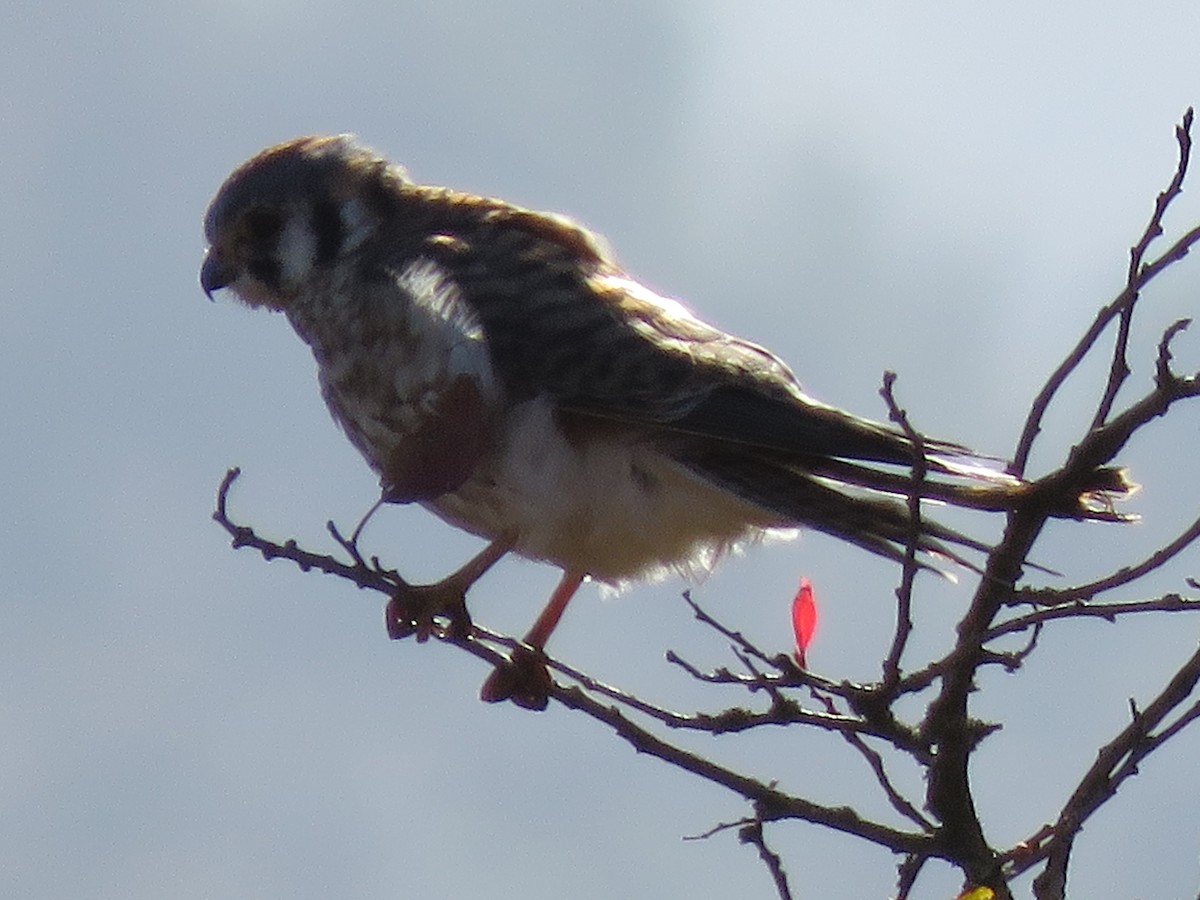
[200,135,405,309]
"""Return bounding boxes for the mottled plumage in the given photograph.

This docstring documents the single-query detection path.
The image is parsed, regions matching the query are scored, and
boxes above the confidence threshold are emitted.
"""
[200,136,1129,707]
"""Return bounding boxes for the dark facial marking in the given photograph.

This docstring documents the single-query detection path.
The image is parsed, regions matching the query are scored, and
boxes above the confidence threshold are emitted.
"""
[311,198,344,265]
[246,256,282,291]
[243,207,283,244]
[237,206,285,290]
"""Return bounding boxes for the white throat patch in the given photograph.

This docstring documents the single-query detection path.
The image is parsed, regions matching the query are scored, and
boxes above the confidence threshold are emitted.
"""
[277,214,317,287]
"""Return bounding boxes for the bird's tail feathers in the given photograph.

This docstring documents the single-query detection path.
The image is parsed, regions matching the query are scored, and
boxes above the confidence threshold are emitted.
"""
[687,454,989,572]
[686,450,1136,577]
[806,456,1138,524]
[924,446,1020,484]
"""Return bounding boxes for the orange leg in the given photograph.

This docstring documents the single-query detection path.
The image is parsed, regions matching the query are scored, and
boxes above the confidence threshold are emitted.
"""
[523,570,586,649]
[441,539,512,594]
[479,569,586,710]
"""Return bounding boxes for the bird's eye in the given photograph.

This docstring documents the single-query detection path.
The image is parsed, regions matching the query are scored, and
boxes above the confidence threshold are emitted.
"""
[242,208,283,243]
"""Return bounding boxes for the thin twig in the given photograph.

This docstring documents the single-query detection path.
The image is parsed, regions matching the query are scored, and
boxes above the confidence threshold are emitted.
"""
[811,691,935,832]
[684,817,753,842]
[1157,318,1194,385]
[679,590,791,674]
[896,854,931,900]
[1015,108,1197,472]
[1091,108,1194,428]
[1028,639,1200,893]
[740,816,795,900]
[1058,325,1200,477]
[987,593,1200,641]
[1017,515,1200,605]
[551,683,935,855]
[213,468,409,593]
[879,372,928,689]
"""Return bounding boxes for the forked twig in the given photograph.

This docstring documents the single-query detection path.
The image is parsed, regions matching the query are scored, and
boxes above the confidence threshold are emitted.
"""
[1015,107,1198,473]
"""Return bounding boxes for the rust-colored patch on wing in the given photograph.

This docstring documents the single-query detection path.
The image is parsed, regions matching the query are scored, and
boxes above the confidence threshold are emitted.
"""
[380,375,491,503]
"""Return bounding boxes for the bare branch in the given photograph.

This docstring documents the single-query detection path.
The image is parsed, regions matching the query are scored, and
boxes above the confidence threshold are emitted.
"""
[550,682,935,855]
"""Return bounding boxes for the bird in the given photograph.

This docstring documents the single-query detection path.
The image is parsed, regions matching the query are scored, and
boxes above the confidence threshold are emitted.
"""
[200,135,1132,708]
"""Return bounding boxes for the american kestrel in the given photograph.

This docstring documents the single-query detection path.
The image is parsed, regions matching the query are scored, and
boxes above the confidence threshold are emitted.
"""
[200,136,1128,707]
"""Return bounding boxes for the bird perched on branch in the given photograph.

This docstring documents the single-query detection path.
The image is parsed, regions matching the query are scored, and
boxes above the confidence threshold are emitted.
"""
[200,135,1132,708]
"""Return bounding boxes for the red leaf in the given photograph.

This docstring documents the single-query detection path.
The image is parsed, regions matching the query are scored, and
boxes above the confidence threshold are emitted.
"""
[791,578,818,667]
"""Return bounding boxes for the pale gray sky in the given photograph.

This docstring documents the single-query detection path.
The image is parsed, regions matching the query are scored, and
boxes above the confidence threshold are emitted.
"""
[4,2,1200,897]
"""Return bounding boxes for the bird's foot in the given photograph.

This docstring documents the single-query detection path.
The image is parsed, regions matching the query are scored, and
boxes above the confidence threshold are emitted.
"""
[383,539,513,643]
[385,581,473,643]
[479,645,552,711]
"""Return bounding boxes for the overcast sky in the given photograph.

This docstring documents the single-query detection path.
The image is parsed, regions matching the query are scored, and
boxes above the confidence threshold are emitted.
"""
[4,2,1200,898]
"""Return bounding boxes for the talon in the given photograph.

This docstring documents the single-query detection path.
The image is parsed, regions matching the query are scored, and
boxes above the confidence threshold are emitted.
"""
[380,539,511,643]
[479,645,552,710]
[384,583,473,643]
[384,596,418,640]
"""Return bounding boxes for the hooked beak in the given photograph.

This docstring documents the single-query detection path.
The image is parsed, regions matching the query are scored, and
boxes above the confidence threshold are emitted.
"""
[200,250,234,300]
